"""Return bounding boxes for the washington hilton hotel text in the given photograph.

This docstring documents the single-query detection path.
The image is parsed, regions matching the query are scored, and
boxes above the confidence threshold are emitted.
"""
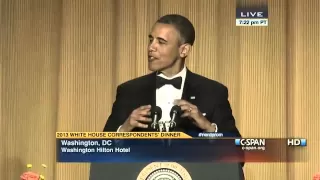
[60,140,129,154]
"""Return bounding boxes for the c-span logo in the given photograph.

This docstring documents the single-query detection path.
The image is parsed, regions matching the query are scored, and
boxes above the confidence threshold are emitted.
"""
[137,162,192,180]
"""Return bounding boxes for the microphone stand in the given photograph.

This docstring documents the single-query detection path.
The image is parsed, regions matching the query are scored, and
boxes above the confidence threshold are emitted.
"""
[151,114,158,130]
[157,121,170,147]
[165,121,173,147]
[169,110,176,128]
[158,122,164,132]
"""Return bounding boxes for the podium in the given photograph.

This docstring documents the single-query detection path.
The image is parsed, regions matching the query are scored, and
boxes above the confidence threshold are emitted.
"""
[89,162,244,180]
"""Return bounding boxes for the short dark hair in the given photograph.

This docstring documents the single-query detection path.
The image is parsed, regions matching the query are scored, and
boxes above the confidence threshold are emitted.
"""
[156,14,195,46]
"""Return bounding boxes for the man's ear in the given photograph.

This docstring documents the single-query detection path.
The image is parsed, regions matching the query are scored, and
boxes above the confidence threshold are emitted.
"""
[179,44,192,58]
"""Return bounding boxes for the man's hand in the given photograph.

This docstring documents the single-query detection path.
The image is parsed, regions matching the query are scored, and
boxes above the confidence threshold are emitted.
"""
[119,105,152,132]
[174,99,216,132]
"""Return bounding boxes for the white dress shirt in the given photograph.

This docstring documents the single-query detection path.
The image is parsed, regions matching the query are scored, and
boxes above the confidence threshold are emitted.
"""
[156,66,186,132]
[117,66,186,132]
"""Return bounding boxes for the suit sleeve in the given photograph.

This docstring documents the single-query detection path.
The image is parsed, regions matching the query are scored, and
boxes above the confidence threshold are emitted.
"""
[212,86,241,138]
[103,85,129,132]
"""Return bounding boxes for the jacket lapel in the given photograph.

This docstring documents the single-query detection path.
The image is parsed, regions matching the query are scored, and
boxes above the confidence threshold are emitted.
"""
[174,69,199,132]
[149,73,157,108]
[182,69,199,107]
[141,72,157,108]
[181,69,191,102]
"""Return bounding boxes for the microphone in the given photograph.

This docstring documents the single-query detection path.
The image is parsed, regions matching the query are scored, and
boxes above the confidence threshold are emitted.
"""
[169,105,182,130]
[158,121,165,132]
[150,106,162,130]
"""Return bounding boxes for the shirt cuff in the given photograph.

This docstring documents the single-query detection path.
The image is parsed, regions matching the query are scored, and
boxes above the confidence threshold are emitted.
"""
[205,123,218,132]
[212,123,218,132]
[117,125,122,132]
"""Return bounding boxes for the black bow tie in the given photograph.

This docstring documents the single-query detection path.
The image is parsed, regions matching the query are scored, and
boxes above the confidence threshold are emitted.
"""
[156,76,182,89]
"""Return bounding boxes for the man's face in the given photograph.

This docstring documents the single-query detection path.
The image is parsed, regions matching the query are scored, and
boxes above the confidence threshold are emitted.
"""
[147,23,182,73]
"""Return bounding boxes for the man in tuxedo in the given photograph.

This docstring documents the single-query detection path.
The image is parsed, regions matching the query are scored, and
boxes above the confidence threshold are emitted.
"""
[103,14,241,138]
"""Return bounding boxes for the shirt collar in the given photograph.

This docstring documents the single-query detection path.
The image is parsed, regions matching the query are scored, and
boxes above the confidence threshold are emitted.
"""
[156,66,187,90]
[157,65,187,80]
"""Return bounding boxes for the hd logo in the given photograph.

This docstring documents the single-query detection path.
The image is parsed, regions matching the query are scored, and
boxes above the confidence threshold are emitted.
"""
[235,139,266,151]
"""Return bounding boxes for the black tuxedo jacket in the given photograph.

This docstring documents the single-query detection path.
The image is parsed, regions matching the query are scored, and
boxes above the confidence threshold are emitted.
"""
[103,69,241,137]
